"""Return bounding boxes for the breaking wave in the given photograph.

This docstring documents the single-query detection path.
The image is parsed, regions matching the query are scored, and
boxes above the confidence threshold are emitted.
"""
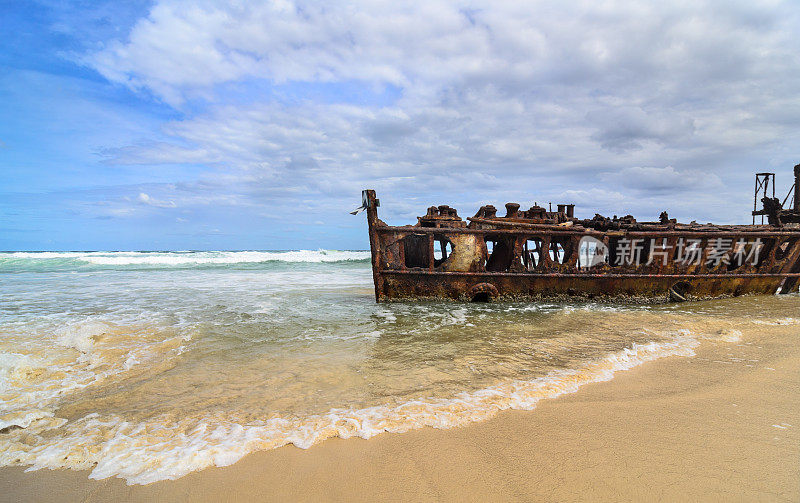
[2,252,793,487]
[0,250,370,270]
[0,337,697,485]
[0,320,191,432]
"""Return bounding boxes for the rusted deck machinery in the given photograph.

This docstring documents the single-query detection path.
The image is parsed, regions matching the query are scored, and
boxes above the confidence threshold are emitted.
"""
[359,164,800,302]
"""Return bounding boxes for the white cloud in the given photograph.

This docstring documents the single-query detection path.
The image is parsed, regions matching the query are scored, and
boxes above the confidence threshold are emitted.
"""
[82,0,800,227]
[137,192,177,208]
[87,1,800,103]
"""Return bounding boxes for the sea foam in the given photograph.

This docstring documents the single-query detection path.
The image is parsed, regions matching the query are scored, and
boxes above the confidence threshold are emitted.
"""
[0,337,698,485]
[0,320,191,433]
[1,250,370,266]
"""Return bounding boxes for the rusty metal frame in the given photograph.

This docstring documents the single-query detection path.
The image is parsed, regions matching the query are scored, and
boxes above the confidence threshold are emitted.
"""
[361,165,800,302]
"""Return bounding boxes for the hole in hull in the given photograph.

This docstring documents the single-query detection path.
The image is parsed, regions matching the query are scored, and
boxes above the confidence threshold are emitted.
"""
[467,283,498,302]
[471,292,492,302]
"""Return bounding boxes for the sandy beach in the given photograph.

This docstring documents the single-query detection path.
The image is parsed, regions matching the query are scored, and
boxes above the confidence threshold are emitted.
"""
[5,0,800,500]
[1,317,796,503]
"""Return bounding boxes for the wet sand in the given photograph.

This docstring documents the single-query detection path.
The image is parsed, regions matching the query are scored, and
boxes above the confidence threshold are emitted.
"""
[1,326,797,502]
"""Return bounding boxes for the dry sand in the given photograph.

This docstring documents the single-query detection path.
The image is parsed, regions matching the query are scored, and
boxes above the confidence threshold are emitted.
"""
[1,328,797,502]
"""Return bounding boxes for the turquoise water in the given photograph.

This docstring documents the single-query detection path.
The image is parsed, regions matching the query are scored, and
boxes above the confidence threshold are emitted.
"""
[0,251,796,484]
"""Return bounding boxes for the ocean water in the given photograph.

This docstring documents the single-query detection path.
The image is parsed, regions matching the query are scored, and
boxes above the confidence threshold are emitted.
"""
[0,250,797,484]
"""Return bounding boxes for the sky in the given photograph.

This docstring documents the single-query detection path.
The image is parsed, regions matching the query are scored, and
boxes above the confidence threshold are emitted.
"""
[1,0,800,251]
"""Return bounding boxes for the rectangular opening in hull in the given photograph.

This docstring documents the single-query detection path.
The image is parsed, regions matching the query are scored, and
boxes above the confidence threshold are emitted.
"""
[433,235,453,267]
[485,236,515,272]
[524,238,542,270]
[403,234,430,269]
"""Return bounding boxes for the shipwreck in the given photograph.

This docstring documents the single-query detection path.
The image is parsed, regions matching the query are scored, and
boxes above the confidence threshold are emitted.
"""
[356,163,800,302]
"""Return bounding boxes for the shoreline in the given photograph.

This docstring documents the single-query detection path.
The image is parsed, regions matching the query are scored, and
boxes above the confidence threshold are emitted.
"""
[1,327,797,502]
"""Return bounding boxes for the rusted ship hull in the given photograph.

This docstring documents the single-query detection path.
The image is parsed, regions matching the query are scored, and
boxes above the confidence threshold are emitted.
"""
[359,164,800,302]
[379,271,794,302]
[370,227,800,302]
